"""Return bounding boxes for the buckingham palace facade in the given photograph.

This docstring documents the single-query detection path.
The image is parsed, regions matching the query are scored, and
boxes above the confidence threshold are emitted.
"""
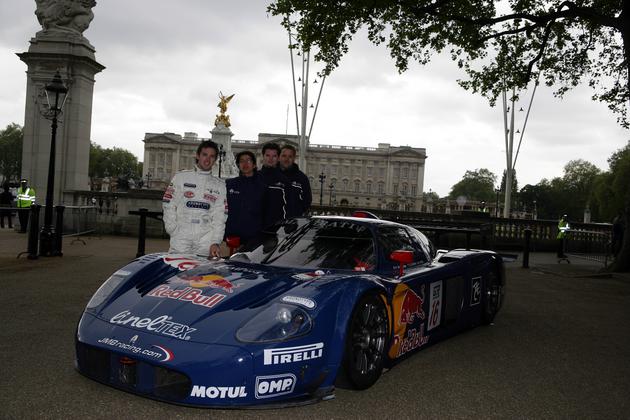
[143,132,427,211]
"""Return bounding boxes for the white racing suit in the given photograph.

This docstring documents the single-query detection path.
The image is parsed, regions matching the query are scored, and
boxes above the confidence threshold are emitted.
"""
[162,167,227,256]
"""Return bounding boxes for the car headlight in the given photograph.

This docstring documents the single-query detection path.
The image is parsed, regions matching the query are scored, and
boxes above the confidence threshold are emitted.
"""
[236,303,312,343]
[86,271,129,309]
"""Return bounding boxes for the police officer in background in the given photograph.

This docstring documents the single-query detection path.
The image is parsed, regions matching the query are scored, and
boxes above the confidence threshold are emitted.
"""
[259,142,288,227]
[225,151,267,245]
[279,144,311,218]
[162,140,227,257]
[557,214,570,258]
[16,179,36,233]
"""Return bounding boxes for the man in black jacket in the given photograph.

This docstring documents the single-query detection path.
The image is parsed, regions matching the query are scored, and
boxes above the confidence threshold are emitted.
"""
[259,143,288,227]
[279,144,312,218]
[225,151,267,244]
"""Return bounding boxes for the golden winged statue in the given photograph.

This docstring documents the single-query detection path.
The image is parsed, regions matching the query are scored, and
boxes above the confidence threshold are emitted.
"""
[215,91,235,127]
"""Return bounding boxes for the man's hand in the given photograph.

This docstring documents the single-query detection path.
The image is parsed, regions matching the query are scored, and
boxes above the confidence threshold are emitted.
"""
[209,243,221,258]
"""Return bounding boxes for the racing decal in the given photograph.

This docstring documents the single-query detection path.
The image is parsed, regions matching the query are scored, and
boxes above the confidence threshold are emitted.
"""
[389,284,429,358]
[427,281,443,331]
[470,276,481,306]
[392,326,429,358]
[203,193,216,201]
[190,385,247,399]
[228,189,240,195]
[186,200,210,210]
[113,270,132,277]
[281,295,316,309]
[291,270,325,280]
[162,256,204,271]
[148,285,226,308]
[255,374,296,399]
[97,337,174,362]
[176,273,239,293]
[183,183,197,188]
[399,288,425,324]
[184,191,195,198]
[109,310,196,340]
[263,342,324,365]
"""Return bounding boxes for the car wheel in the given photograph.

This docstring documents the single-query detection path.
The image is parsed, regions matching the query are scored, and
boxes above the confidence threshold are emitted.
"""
[482,269,502,324]
[342,293,389,390]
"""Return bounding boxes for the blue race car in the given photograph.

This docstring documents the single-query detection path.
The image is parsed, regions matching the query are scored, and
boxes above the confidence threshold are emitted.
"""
[75,215,505,407]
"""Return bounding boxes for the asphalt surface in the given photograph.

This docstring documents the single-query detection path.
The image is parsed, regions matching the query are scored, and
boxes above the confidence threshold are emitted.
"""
[1,228,629,419]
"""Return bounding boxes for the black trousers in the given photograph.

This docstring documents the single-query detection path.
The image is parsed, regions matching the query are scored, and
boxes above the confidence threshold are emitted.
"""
[0,210,12,228]
[17,208,29,233]
[557,238,566,258]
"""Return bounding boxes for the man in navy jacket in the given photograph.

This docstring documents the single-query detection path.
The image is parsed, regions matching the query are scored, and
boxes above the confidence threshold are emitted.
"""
[279,144,312,218]
[225,151,267,244]
[259,143,288,228]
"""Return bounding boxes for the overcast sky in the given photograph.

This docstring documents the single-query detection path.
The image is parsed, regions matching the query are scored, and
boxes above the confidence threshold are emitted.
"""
[1,0,628,196]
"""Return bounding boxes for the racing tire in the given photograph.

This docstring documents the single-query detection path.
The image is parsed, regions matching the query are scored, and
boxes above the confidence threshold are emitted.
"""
[482,268,502,324]
[342,292,389,390]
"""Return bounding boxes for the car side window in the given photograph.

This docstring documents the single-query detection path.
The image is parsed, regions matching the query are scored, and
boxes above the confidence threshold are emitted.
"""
[377,226,428,265]
[406,227,434,261]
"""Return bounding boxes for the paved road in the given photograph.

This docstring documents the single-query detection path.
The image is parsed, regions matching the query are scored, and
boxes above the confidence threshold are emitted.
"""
[1,230,628,419]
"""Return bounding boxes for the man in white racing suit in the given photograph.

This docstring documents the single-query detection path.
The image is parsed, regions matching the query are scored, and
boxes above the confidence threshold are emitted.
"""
[162,140,227,257]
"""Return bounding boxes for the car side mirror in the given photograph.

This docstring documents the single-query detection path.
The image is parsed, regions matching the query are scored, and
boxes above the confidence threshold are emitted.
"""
[226,236,241,255]
[390,250,414,277]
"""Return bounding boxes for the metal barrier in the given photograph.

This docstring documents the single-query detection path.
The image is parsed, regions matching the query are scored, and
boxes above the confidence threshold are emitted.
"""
[62,206,98,243]
[564,229,611,267]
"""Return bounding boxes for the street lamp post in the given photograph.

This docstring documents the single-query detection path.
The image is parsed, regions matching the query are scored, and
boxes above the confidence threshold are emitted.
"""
[328,183,335,206]
[495,188,500,218]
[39,71,68,257]
[318,171,326,206]
[217,144,226,178]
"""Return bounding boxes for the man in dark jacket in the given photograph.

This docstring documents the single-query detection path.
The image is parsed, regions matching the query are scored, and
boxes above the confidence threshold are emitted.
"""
[0,183,15,229]
[259,142,288,227]
[279,144,312,218]
[225,151,267,244]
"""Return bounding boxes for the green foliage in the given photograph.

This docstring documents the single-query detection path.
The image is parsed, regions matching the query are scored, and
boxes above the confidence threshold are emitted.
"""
[269,0,628,127]
[591,141,630,221]
[500,169,518,194]
[0,123,23,184]
[449,168,497,202]
[517,159,600,220]
[89,143,142,179]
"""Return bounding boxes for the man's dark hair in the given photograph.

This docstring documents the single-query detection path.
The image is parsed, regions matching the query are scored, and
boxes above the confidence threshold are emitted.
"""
[280,144,297,155]
[262,142,281,155]
[236,150,256,166]
[196,140,219,157]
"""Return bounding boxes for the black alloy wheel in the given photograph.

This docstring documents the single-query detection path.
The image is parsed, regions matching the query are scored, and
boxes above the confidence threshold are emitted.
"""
[342,293,389,390]
[482,269,502,324]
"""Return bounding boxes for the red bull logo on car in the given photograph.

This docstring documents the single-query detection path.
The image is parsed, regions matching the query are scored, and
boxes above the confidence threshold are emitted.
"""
[389,284,429,358]
[399,288,425,324]
[177,273,239,293]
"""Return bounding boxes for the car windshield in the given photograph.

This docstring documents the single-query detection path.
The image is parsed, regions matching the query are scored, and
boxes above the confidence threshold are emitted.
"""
[231,219,376,271]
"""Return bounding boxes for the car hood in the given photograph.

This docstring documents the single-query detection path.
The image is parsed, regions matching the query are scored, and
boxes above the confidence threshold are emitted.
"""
[91,255,348,345]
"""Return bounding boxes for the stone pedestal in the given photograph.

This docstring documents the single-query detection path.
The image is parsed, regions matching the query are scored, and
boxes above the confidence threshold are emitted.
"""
[17,31,104,205]
[210,123,239,178]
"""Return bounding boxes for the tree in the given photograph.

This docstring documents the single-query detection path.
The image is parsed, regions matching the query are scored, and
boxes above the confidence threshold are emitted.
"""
[590,141,630,271]
[89,143,142,180]
[449,168,497,202]
[269,1,628,127]
[0,123,23,184]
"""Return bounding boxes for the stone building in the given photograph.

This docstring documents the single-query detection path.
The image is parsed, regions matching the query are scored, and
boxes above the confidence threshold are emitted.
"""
[143,132,427,211]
